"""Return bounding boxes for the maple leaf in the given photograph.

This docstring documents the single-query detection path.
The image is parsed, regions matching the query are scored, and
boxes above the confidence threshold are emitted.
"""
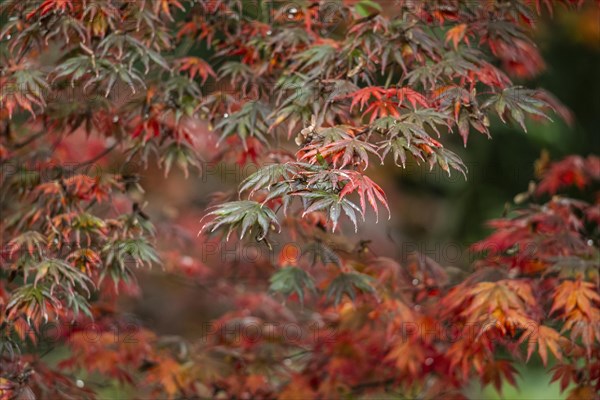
[363,98,401,123]
[551,280,600,318]
[200,201,280,241]
[6,284,79,323]
[301,241,342,267]
[401,109,451,137]
[455,280,537,337]
[337,170,390,223]
[406,49,483,89]
[153,0,185,21]
[536,155,599,195]
[214,101,271,146]
[445,24,469,49]
[80,0,120,34]
[434,85,490,146]
[482,86,553,132]
[299,133,381,170]
[345,86,428,122]
[176,57,216,83]
[551,280,600,353]
[326,272,375,305]
[293,190,363,232]
[30,258,93,294]
[520,325,563,366]
[218,61,255,88]
[385,339,425,377]
[0,68,49,117]
[347,87,392,111]
[239,162,304,197]
[159,143,202,178]
[474,62,512,89]
[27,0,74,19]
[429,147,468,178]
[67,248,102,275]
[7,231,46,259]
[374,116,466,177]
[550,364,577,393]
[269,80,317,137]
[292,44,338,75]
[269,267,316,304]
[481,360,518,394]
[101,237,160,286]
[396,87,429,109]
[145,356,191,398]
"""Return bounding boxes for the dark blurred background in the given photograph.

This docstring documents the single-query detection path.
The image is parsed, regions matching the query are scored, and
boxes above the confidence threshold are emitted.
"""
[387,5,599,262]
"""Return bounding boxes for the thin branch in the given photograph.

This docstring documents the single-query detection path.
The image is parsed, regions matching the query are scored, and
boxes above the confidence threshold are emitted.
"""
[73,143,119,170]
[11,130,46,150]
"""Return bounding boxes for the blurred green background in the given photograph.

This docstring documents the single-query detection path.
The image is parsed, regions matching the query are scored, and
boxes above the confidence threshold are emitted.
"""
[394,6,599,245]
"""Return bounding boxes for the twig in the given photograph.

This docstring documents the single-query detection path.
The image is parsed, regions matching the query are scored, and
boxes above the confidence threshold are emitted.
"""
[11,130,46,150]
[74,143,118,170]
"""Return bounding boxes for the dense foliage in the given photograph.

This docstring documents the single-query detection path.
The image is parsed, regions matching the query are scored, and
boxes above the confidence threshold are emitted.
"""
[0,0,598,398]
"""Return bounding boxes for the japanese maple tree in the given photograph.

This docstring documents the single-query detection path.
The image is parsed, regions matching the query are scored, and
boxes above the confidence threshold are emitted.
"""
[0,0,598,399]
